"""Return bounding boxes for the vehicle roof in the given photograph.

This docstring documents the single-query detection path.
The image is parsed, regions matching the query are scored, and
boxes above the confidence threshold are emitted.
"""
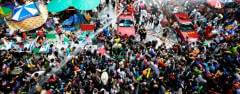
[174,12,192,24]
[118,13,134,20]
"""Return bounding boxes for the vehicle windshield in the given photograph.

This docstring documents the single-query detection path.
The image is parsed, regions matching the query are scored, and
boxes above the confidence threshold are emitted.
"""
[119,19,134,27]
[179,23,194,31]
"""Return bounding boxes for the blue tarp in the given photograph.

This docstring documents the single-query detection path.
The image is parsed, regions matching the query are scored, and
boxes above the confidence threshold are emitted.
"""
[62,14,86,25]
[62,13,86,31]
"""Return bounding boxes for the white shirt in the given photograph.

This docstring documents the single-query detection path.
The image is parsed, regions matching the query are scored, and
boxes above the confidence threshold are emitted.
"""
[53,17,59,24]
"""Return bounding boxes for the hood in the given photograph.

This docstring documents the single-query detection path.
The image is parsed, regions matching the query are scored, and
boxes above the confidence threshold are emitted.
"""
[117,27,135,36]
[181,31,199,42]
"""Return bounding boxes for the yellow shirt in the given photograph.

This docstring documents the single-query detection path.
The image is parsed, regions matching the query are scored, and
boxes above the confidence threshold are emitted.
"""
[85,13,91,21]
[114,38,120,43]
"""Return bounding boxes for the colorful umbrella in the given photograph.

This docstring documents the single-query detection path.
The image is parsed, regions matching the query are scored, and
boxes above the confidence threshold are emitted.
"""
[72,0,100,10]
[47,0,71,13]
[207,0,223,9]
[0,6,12,16]
[6,2,48,31]
[12,2,40,21]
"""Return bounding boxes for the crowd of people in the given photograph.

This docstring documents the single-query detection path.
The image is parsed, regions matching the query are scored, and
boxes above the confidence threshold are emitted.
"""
[1,0,240,94]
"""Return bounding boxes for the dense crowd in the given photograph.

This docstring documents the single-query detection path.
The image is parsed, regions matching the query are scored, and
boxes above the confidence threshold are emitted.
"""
[1,0,240,94]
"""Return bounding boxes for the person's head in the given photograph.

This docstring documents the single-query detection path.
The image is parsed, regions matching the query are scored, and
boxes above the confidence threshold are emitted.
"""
[61,47,64,51]
[34,73,39,77]
[50,44,53,48]
[50,59,54,63]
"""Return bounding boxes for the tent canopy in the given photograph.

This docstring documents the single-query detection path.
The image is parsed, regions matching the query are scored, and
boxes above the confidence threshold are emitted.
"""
[47,0,100,13]
[12,2,40,21]
[47,0,72,13]
[72,0,100,10]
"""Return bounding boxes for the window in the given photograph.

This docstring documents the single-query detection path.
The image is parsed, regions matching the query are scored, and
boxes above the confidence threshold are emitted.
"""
[179,23,194,31]
[119,19,134,27]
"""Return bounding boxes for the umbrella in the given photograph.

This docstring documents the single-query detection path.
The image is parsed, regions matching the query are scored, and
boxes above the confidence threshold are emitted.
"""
[0,6,12,16]
[47,0,71,13]
[12,2,40,21]
[6,2,48,31]
[72,0,100,10]
[207,0,223,9]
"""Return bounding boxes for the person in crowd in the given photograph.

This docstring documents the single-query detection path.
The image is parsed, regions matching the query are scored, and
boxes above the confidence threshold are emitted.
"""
[1,0,240,94]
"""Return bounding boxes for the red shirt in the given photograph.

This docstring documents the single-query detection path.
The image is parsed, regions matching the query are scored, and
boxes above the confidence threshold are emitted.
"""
[205,26,213,37]
[37,31,44,37]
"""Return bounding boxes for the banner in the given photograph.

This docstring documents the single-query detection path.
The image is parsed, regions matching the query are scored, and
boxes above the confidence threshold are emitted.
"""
[80,24,96,31]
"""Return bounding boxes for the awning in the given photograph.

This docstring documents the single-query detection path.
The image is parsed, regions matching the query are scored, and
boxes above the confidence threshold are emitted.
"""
[47,0,72,13]
[72,0,100,10]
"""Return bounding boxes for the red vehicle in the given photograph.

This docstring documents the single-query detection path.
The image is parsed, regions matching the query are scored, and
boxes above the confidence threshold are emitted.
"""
[174,12,199,42]
[236,0,240,4]
[117,12,136,37]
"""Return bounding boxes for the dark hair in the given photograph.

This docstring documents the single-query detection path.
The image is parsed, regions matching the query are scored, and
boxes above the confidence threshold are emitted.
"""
[51,59,54,63]
[34,73,39,77]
